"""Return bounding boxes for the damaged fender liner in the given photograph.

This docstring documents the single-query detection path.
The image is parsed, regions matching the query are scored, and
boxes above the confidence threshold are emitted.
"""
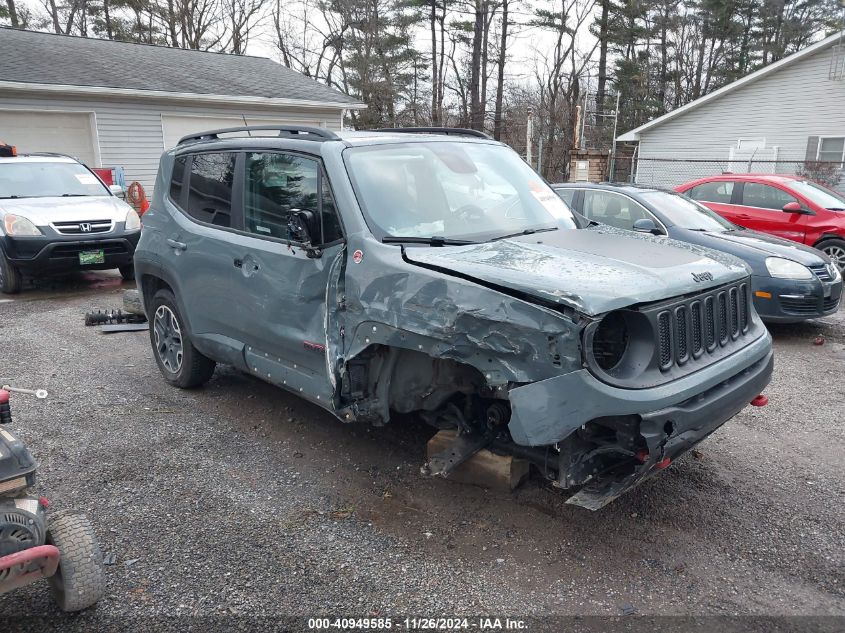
[507,328,772,447]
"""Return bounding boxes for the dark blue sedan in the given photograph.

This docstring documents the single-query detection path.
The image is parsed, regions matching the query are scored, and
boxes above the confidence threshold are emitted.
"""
[553,183,843,323]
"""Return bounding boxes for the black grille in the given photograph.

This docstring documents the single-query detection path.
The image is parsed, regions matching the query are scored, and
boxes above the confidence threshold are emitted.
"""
[658,312,672,370]
[718,292,729,344]
[823,295,841,312]
[690,301,702,356]
[675,307,688,363]
[704,296,715,350]
[809,263,833,282]
[656,282,750,373]
[780,296,819,315]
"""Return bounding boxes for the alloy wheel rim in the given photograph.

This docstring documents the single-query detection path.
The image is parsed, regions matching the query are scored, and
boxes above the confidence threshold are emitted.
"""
[822,245,845,273]
[153,305,184,373]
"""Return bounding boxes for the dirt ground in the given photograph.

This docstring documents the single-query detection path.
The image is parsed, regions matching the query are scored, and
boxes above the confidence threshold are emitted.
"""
[0,272,843,630]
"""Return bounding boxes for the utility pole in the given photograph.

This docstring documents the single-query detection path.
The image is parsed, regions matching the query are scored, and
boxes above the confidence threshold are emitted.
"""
[609,92,621,181]
[526,109,534,166]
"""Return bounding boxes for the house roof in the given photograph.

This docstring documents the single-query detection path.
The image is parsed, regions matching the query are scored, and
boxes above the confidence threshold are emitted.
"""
[617,31,844,142]
[0,27,364,109]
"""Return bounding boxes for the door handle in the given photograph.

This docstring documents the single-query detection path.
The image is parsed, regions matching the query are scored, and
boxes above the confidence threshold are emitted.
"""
[166,238,187,251]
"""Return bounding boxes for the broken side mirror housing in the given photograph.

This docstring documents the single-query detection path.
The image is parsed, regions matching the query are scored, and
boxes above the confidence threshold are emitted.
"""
[109,184,126,199]
[287,209,322,258]
[633,218,663,235]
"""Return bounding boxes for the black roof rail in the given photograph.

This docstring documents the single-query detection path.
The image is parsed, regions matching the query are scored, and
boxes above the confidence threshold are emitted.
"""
[177,125,341,146]
[372,127,491,139]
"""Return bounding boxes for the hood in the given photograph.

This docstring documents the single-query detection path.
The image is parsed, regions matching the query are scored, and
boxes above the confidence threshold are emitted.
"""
[0,196,131,226]
[403,228,749,316]
[680,228,829,267]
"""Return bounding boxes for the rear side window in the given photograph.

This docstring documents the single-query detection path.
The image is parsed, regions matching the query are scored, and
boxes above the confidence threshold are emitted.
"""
[186,153,236,227]
[688,181,734,203]
[581,190,652,231]
[169,155,187,204]
[741,182,797,210]
[555,188,577,206]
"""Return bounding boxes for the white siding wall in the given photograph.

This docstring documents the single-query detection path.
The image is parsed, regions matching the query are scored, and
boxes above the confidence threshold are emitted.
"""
[0,93,344,193]
[635,46,845,190]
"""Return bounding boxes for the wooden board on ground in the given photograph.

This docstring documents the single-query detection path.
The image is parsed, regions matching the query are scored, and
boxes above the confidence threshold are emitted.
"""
[427,430,529,492]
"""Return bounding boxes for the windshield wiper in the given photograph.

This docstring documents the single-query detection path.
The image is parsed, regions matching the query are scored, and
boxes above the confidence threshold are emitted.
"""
[0,195,30,199]
[490,226,559,241]
[382,236,475,246]
[61,193,88,197]
[826,207,845,211]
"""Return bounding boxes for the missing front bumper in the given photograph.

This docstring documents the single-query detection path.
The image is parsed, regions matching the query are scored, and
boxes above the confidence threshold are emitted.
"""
[560,348,774,510]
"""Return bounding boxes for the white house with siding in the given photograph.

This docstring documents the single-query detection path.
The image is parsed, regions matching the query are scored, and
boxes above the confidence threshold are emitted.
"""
[617,31,845,192]
[0,28,364,192]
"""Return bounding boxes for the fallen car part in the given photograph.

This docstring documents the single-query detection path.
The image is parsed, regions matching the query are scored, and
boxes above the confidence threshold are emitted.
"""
[1,385,48,399]
[84,308,147,326]
[99,323,149,334]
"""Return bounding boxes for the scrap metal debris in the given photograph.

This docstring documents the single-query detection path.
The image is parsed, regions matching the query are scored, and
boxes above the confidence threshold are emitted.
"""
[85,309,147,327]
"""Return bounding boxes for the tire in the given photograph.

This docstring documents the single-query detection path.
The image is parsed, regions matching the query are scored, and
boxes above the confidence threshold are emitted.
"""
[816,238,845,273]
[119,264,136,281]
[149,288,215,388]
[46,513,105,612]
[0,247,22,294]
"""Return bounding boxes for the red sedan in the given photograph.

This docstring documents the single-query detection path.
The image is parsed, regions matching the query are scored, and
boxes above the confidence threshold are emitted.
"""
[676,174,845,272]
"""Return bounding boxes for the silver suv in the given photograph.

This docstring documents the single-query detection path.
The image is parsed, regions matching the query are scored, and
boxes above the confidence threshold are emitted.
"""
[135,126,773,509]
[0,152,140,293]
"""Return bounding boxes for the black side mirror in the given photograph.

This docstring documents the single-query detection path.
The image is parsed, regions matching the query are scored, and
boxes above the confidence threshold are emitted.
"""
[287,209,322,258]
[288,209,317,243]
[633,218,663,235]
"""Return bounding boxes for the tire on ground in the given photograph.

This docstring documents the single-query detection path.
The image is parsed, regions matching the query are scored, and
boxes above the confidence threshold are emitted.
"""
[0,248,22,294]
[149,288,216,388]
[46,512,105,612]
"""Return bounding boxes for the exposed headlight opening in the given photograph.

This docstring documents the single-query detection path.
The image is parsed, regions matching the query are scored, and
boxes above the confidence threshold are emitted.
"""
[585,310,653,382]
[125,209,141,231]
[3,213,42,236]
[592,311,629,371]
[765,257,812,280]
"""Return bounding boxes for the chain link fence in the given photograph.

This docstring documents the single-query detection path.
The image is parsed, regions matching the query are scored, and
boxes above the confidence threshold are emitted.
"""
[610,157,845,193]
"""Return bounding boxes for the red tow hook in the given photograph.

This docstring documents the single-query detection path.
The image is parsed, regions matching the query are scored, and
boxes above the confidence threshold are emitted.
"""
[636,449,649,463]
[750,394,769,407]
[655,457,672,470]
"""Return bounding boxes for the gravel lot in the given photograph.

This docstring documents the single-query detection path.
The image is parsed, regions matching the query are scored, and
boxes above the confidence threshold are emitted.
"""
[1,272,843,630]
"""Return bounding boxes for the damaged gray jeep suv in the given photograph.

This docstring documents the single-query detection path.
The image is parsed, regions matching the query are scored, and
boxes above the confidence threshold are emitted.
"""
[135,126,773,509]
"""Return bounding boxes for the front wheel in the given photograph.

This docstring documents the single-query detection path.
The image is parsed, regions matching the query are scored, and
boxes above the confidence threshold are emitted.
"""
[0,248,22,294]
[149,288,216,388]
[46,513,105,612]
[816,238,845,273]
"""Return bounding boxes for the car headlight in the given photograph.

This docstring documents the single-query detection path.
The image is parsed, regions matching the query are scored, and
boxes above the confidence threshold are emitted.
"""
[125,209,141,231]
[765,257,812,280]
[3,214,42,236]
[830,263,842,282]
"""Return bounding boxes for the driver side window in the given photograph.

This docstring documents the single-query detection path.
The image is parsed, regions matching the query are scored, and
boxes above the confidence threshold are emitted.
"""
[582,190,652,231]
[245,153,319,240]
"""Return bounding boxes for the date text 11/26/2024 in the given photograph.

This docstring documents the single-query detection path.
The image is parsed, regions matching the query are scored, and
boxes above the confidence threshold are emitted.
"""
[307,617,529,630]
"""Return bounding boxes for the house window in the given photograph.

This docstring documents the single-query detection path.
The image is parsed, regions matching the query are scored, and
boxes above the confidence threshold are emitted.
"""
[818,137,845,166]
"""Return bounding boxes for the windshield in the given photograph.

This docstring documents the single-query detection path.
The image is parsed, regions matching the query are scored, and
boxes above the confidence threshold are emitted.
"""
[788,180,845,210]
[641,191,735,232]
[344,141,577,242]
[0,161,109,199]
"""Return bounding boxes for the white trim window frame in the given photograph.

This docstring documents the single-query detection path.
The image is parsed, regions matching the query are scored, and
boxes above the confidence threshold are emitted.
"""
[816,136,845,167]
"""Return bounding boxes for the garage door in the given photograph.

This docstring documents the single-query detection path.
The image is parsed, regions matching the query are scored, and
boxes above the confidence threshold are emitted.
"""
[161,115,324,150]
[0,111,97,165]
